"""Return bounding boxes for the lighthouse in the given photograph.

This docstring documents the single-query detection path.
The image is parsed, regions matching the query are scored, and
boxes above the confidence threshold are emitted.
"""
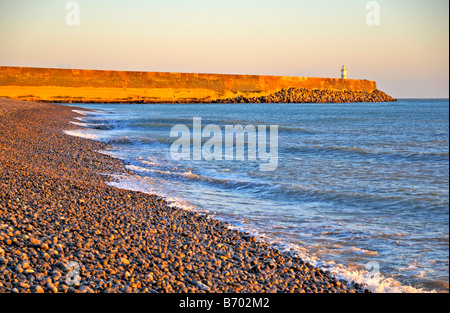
[341,64,347,79]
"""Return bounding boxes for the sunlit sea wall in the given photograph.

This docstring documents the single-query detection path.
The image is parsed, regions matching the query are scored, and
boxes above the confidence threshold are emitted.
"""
[0,66,377,103]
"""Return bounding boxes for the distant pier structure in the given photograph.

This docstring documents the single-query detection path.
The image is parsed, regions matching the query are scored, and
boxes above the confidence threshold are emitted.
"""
[341,64,348,79]
[0,66,382,103]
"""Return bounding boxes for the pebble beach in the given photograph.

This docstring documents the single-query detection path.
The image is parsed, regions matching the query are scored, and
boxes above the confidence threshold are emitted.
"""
[0,98,370,293]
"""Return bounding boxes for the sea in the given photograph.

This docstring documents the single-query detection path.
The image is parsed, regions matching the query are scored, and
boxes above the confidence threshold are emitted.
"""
[62,99,449,293]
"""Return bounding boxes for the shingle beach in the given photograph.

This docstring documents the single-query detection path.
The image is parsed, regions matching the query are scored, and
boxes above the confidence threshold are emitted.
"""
[0,98,369,293]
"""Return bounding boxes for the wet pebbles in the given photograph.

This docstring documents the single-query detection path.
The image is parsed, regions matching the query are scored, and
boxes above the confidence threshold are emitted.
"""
[0,98,370,293]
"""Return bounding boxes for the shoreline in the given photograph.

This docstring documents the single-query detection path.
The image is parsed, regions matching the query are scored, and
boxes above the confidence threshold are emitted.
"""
[0,97,370,293]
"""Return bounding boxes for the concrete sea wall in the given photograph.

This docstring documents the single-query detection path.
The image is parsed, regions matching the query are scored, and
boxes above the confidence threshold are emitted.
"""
[0,66,379,103]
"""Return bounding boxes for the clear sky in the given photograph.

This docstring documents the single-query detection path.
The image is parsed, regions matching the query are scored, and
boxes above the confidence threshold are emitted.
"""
[0,0,448,98]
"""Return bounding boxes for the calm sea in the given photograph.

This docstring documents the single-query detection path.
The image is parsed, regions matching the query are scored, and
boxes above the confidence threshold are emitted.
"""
[63,99,449,293]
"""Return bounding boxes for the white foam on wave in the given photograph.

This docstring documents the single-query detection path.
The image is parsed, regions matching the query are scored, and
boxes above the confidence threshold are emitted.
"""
[105,173,197,213]
[72,109,90,116]
[70,120,111,130]
[208,215,436,293]
[126,164,167,174]
[97,149,126,160]
[348,246,379,256]
[73,109,109,116]
[274,241,436,293]
[70,121,90,128]
[125,164,204,181]
[141,160,163,166]
[64,129,100,141]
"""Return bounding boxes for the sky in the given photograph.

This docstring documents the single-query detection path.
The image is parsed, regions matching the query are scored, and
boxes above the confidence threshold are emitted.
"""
[0,0,448,98]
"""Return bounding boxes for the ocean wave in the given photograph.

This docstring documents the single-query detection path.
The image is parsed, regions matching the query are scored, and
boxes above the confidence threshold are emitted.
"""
[90,123,114,130]
[131,117,194,127]
[123,162,275,195]
[104,173,198,212]
[123,158,446,212]
[63,129,100,141]
[277,126,319,134]
[72,109,90,116]
[70,121,90,128]
[132,122,174,129]
[106,137,161,145]
[72,109,108,115]
[125,164,244,187]
[282,144,449,163]
[70,120,113,130]
[348,247,379,256]
[278,243,435,293]
[140,159,161,167]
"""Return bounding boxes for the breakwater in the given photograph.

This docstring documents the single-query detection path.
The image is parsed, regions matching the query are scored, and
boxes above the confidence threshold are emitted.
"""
[212,88,396,103]
[0,66,394,103]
